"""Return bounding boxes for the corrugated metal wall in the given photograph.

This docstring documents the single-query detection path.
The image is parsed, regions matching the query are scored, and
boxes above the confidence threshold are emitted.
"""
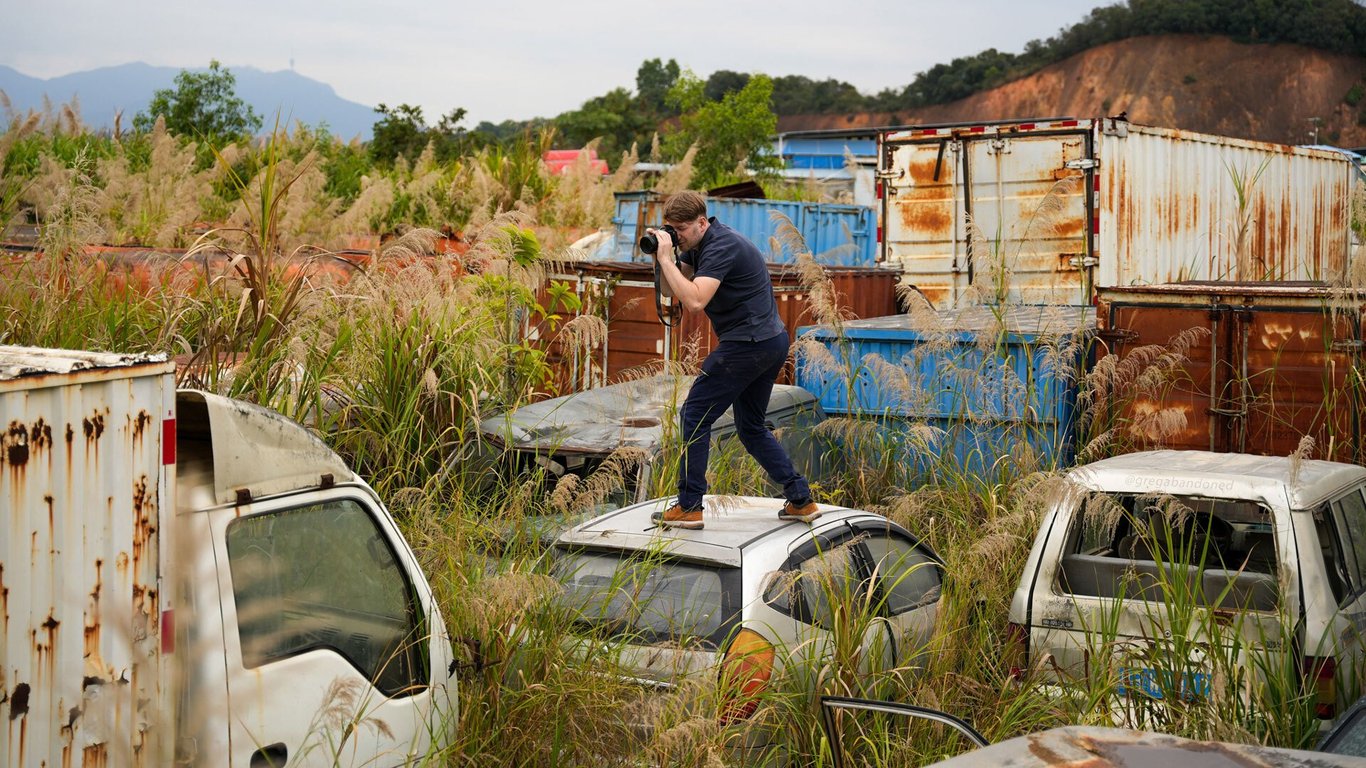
[614,192,878,266]
[879,119,1357,308]
[1,352,176,767]
[1097,283,1365,462]
[793,306,1094,475]
[1097,123,1355,288]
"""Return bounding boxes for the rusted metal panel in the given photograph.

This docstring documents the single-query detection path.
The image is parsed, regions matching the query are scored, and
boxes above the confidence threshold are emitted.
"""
[879,119,1356,307]
[1097,283,1365,463]
[0,347,176,768]
[536,263,900,391]
[882,126,1091,308]
[924,725,1366,767]
[1097,123,1354,289]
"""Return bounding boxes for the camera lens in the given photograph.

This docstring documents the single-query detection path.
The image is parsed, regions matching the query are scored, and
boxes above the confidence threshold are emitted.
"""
[639,232,659,254]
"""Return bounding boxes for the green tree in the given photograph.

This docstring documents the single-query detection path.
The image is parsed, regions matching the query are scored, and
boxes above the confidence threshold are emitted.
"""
[368,104,481,166]
[369,103,430,166]
[704,70,751,102]
[555,87,657,159]
[636,58,681,116]
[133,60,262,146]
[663,71,781,189]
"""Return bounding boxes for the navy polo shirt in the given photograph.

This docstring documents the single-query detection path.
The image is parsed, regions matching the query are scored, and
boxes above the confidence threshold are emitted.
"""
[678,218,785,342]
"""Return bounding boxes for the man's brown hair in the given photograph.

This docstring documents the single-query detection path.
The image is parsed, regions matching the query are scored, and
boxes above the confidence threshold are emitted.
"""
[663,190,707,224]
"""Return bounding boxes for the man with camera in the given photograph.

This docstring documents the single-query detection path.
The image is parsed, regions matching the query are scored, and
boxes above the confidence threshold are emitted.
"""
[642,190,819,530]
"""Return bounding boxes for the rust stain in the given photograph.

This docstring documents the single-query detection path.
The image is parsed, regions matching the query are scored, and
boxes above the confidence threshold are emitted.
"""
[1,563,7,636]
[81,414,105,441]
[1025,733,1073,765]
[131,474,154,575]
[85,559,103,676]
[82,743,108,768]
[132,410,151,442]
[898,201,953,238]
[30,418,52,453]
[907,156,948,185]
[5,421,29,467]
[9,681,29,720]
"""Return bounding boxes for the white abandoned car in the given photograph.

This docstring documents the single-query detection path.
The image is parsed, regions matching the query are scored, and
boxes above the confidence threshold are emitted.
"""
[1008,449,1366,722]
[546,495,944,759]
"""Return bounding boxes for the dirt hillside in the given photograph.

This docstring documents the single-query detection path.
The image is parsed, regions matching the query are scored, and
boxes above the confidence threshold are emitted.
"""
[780,35,1366,147]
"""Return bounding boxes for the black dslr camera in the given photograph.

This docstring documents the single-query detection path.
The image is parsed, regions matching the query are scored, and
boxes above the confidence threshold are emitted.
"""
[638,224,679,255]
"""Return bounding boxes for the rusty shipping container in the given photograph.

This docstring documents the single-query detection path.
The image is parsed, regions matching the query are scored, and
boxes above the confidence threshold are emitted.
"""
[1096,282,1365,463]
[534,262,901,392]
[1,349,177,767]
[879,118,1357,308]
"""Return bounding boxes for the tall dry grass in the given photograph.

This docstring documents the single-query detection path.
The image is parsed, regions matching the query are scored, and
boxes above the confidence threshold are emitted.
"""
[3,108,1359,767]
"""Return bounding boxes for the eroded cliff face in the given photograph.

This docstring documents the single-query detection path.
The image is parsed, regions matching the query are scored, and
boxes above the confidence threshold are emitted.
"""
[780,35,1366,147]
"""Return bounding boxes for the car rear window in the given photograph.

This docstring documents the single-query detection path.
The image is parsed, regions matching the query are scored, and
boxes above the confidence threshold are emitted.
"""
[551,548,737,649]
[1057,492,1279,611]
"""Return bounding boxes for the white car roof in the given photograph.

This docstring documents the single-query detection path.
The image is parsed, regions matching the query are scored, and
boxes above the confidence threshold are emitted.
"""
[554,496,875,567]
[1069,450,1366,511]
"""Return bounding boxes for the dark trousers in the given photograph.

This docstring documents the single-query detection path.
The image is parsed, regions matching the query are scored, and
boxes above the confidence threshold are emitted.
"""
[676,332,812,510]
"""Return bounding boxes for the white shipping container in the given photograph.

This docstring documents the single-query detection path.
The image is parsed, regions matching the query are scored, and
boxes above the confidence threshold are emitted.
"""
[1,348,176,767]
[878,118,1357,307]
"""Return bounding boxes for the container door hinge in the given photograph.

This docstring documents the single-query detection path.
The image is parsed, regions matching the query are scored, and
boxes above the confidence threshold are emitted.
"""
[987,138,1011,155]
[1102,119,1129,137]
[1067,253,1099,268]
[875,168,903,181]
[1064,158,1099,171]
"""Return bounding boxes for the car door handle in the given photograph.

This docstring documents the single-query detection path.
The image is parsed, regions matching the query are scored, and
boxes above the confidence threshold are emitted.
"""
[250,743,288,768]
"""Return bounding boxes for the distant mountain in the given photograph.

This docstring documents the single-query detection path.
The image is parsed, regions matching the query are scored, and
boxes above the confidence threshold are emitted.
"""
[0,62,377,140]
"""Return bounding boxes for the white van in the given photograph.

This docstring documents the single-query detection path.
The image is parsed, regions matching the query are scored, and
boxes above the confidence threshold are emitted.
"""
[1,346,457,767]
[1008,450,1366,721]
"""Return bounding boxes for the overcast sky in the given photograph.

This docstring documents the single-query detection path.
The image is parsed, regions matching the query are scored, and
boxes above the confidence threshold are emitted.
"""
[4,0,1108,126]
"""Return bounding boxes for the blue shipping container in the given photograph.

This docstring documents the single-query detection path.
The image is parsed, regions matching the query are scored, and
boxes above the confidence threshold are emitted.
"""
[608,191,877,267]
[794,306,1095,476]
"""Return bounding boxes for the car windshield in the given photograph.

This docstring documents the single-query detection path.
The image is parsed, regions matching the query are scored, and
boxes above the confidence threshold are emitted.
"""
[551,549,732,648]
[1058,492,1280,611]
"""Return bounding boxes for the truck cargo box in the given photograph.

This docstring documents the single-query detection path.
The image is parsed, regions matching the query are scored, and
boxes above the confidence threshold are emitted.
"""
[878,118,1357,307]
[1,347,177,767]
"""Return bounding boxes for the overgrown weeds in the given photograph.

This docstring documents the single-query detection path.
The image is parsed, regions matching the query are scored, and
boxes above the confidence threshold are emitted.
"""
[3,106,1357,768]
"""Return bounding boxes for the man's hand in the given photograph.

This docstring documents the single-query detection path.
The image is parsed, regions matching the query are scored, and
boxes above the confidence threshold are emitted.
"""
[646,227,674,259]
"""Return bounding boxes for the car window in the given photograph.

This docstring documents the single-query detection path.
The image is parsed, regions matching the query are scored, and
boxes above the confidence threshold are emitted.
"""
[226,499,428,697]
[551,550,730,647]
[1314,505,1353,606]
[1056,492,1279,610]
[862,534,941,615]
[1331,489,1366,596]
[1321,699,1366,757]
[763,534,865,630]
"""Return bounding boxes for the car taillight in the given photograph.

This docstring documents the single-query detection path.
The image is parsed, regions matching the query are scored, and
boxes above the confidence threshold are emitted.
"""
[1005,621,1029,680]
[1302,655,1337,719]
[718,628,774,724]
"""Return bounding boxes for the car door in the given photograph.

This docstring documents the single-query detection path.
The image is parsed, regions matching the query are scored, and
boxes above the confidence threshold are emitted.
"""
[762,522,899,681]
[851,520,944,671]
[209,488,452,767]
[1323,487,1366,688]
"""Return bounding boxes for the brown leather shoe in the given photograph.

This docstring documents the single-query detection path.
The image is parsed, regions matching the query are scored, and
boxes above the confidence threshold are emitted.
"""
[778,499,821,523]
[654,504,704,529]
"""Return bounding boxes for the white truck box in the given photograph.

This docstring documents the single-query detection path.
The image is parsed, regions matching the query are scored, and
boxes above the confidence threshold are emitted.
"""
[1,346,456,767]
[878,117,1357,307]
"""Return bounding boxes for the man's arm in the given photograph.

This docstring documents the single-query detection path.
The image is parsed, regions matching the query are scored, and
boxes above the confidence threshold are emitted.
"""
[651,231,720,312]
